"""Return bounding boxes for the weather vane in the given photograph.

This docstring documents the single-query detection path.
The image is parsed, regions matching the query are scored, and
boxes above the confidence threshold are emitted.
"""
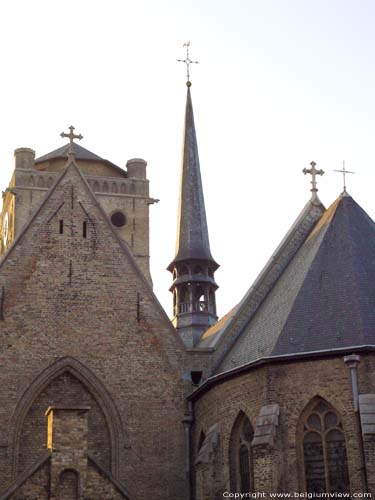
[333,161,355,193]
[60,125,83,160]
[303,161,324,194]
[177,41,199,87]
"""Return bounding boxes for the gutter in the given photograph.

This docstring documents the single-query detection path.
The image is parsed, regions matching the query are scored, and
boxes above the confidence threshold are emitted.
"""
[188,344,375,401]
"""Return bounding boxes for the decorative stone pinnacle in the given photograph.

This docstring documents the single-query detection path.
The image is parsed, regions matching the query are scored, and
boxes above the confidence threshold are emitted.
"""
[60,125,83,160]
[177,41,199,85]
[302,161,324,194]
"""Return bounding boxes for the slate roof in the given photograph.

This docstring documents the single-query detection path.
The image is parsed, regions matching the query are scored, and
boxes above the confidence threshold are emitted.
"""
[199,306,239,348]
[216,193,375,373]
[168,86,217,269]
[35,143,125,176]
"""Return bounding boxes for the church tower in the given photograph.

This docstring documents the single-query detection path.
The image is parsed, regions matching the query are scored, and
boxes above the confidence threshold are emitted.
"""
[168,82,219,347]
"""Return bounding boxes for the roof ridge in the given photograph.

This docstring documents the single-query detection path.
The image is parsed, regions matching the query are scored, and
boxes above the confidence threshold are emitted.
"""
[35,142,125,175]
[207,197,325,367]
[35,142,104,162]
[269,194,375,356]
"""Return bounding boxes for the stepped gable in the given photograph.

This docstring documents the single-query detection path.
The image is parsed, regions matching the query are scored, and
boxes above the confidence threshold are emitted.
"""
[216,193,375,373]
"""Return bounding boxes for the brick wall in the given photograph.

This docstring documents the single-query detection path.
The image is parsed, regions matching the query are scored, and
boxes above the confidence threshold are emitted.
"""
[0,163,187,500]
[18,373,110,475]
[192,355,370,496]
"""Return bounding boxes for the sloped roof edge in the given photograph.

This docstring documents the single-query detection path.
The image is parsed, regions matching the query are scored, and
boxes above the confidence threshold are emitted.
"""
[35,143,126,177]
[203,196,325,360]
[0,451,50,500]
[188,344,375,401]
[88,454,132,499]
[0,160,186,351]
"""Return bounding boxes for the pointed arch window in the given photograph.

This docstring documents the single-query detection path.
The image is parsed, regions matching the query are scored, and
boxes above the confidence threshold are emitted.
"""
[229,412,254,494]
[302,399,350,493]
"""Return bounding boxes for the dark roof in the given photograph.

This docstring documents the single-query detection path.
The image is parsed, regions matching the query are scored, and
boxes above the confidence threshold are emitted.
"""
[168,87,217,269]
[35,143,125,176]
[197,195,326,351]
[216,194,375,372]
[199,306,239,348]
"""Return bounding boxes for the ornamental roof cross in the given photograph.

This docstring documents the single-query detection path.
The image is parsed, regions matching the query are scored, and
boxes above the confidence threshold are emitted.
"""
[60,125,83,159]
[303,161,324,194]
[177,41,199,87]
[333,161,355,193]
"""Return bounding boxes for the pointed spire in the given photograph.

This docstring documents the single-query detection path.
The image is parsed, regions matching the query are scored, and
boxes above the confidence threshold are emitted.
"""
[169,85,217,267]
[168,84,219,348]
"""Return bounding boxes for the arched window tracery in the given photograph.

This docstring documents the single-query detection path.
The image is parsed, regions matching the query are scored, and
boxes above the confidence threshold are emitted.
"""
[302,399,350,493]
[229,412,254,494]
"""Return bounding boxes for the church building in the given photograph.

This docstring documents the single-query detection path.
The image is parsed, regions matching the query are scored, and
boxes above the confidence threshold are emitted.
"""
[0,77,375,500]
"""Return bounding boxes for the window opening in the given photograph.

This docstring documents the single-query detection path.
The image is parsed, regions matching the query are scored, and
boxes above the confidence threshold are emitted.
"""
[111,211,127,228]
[302,400,350,493]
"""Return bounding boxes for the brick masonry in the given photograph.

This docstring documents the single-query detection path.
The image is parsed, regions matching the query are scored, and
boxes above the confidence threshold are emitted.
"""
[0,162,188,499]
[0,148,374,500]
[192,355,374,497]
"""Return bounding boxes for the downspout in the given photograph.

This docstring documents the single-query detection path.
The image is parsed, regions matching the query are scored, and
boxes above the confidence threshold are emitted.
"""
[344,354,368,492]
[182,401,194,500]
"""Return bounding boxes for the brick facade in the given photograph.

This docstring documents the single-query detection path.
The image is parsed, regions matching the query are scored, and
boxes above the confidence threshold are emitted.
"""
[0,162,188,499]
[0,142,374,499]
[191,355,372,497]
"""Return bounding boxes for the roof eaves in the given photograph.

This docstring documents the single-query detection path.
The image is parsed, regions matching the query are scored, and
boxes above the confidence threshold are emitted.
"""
[188,344,375,401]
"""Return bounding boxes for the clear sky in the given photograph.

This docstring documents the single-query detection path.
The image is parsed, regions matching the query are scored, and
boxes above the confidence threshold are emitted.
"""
[1,0,375,317]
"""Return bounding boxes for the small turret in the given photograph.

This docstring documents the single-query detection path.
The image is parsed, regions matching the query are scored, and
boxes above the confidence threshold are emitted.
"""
[14,147,35,169]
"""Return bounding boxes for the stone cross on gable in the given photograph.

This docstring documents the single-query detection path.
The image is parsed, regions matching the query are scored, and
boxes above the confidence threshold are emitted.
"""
[60,125,83,159]
[334,161,355,193]
[303,161,324,194]
[177,41,199,87]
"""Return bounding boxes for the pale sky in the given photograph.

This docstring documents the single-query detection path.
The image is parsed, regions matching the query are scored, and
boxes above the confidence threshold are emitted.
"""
[1,0,375,318]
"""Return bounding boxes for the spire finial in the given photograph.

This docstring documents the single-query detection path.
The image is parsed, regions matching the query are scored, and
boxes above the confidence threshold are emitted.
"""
[60,125,83,160]
[333,161,355,193]
[177,41,199,86]
[303,161,324,195]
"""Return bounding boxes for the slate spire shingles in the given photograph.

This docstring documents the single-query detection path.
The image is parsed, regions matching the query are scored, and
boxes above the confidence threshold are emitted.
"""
[168,85,219,347]
[169,86,217,267]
